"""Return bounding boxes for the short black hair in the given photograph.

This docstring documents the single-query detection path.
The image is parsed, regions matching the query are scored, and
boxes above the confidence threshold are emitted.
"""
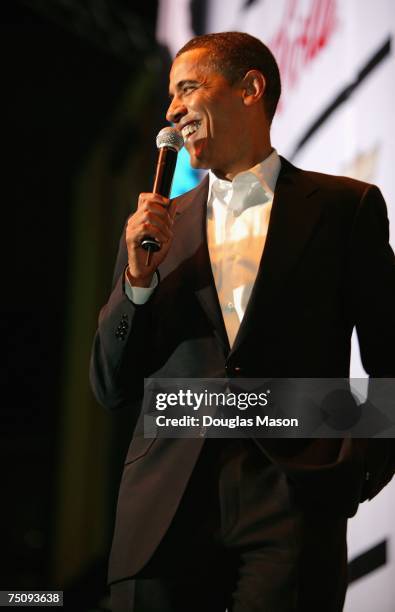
[176,31,281,124]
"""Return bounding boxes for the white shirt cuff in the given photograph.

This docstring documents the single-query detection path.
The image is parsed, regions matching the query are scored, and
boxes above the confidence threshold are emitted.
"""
[124,269,158,304]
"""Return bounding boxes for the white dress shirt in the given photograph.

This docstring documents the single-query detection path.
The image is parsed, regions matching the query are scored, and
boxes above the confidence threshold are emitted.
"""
[207,149,281,346]
[125,150,281,348]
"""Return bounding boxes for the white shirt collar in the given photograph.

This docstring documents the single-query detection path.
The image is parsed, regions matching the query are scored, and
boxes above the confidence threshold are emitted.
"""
[207,149,281,215]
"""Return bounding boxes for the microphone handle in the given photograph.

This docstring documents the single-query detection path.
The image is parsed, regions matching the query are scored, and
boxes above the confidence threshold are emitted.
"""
[141,147,178,265]
[153,147,178,197]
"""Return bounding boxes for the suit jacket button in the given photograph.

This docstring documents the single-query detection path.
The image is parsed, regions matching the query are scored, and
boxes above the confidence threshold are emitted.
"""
[115,326,126,340]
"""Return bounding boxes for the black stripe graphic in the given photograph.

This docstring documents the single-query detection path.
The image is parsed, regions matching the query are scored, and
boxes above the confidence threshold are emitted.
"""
[291,37,391,159]
[191,0,208,36]
[348,539,387,584]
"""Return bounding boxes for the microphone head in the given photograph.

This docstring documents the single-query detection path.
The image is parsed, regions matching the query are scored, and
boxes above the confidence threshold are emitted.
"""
[156,127,184,152]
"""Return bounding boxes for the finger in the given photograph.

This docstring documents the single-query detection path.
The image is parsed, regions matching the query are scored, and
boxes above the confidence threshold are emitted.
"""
[141,204,173,222]
[128,222,172,247]
[136,203,173,224]
[135,210,173,238]
[137,193,170,210]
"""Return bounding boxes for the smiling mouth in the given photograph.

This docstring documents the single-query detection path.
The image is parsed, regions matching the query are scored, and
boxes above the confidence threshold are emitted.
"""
[181,120,202,141]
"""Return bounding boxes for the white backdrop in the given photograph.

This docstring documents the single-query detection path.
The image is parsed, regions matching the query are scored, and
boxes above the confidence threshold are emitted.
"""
[157,1,395,609]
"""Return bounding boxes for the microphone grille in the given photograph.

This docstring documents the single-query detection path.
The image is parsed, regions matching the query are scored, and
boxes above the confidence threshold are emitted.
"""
[156,127,184,152]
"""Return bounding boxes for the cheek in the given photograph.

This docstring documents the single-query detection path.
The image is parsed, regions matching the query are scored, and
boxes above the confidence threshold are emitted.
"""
[206,111,228,138]
[211,99,240,133]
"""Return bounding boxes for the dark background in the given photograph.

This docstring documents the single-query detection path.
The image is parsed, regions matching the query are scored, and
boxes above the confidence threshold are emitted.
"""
[2,1,161,609]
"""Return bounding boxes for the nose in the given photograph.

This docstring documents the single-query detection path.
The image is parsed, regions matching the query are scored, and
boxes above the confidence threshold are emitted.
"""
[166,96,187,125]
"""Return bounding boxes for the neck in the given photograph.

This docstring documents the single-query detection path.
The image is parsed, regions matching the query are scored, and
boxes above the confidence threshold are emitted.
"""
[213,140,273,182]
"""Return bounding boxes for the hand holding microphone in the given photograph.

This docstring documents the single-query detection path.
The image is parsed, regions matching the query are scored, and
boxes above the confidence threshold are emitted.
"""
[141,127,184,264]
[125,127,184,286]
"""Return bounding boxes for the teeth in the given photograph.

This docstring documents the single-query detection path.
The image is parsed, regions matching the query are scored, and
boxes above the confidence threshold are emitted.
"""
[181,121,201,140]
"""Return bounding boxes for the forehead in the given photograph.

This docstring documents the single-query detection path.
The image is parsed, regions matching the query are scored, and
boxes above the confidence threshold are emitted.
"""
[169,48,214,90]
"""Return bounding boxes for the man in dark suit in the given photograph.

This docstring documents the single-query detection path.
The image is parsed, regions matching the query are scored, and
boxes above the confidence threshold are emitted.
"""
[90,32,395,611]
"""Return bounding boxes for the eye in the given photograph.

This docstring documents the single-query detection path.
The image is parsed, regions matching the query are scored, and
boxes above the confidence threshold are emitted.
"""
[182,84,196,95]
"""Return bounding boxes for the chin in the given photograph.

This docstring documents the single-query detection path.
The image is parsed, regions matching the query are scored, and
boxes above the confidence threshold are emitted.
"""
[189,152,211,170]
[187,141,211,170]
[190,158,207,169]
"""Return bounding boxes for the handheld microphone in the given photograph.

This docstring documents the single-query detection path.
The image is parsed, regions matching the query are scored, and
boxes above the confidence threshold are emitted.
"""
[141,127,184,265]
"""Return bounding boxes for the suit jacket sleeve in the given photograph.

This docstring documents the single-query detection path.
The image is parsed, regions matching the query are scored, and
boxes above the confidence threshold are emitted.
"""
[89,221,155,413]
[351,185,395,500]
[261,184,395,514]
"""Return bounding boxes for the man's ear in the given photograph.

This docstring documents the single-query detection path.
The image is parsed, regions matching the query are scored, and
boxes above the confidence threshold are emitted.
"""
[241,70,266,106]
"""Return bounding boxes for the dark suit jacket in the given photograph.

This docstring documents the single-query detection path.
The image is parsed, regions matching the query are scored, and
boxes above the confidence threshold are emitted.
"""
[90,157,395,584]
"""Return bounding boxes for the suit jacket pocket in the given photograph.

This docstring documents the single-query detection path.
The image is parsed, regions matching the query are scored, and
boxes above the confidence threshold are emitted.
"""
[124,437,156,465]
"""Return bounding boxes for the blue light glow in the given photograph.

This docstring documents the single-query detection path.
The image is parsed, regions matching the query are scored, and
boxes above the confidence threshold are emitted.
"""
[170,147,204,198]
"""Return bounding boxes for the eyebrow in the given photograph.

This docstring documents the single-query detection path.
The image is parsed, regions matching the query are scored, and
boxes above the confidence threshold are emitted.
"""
[168,79,199,99]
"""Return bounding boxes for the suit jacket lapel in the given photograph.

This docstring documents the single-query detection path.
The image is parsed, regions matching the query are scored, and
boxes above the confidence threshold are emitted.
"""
[231,157,323,354]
